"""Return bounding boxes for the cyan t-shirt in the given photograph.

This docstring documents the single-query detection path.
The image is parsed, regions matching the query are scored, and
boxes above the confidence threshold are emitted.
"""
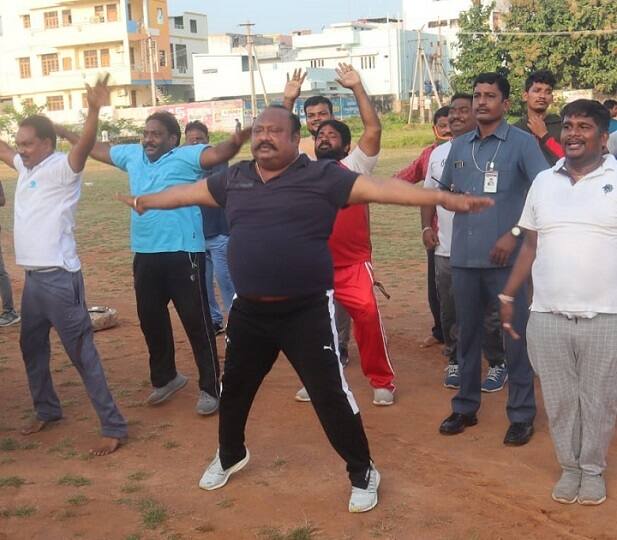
[110,144,206,253]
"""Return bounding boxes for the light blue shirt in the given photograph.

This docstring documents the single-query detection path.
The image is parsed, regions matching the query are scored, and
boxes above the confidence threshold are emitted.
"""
[110,144,207,253]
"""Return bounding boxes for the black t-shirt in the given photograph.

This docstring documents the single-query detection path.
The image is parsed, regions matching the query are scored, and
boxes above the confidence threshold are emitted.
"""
[207,154,359,297]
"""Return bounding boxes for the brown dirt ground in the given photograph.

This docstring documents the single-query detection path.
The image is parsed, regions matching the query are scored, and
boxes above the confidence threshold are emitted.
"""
[2,253,617,540]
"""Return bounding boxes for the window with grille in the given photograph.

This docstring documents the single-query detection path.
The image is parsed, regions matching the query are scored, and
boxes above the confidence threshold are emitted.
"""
[94,5,105,22]
[19,58,31,79]
[159,50,166,67]
[310,59,324,68]
[41,53,59,75]
[62,57,72,70]
[46,95,64,111]
[100,48,110,67]
[84,50,98,69]
[170,43,175,69]
[360,56,375,69]
[174,16,183,29]
[107,4,118,22]
[22,15,31,29]
[62,10,72,26]
[44,11,59,29]
[190,19,197,33]
[176,44,187,72]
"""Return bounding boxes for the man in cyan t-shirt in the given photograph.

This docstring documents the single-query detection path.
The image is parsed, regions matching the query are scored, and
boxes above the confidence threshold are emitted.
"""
[57,112,248,416]
[116,105,493,513]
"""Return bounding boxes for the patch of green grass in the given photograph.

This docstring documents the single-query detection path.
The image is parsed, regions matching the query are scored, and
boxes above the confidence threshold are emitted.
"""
[48,438,78,459]
[0,505,37,518]
[127,471,149,482]
[66,494,89,506]
[57,509,78,520]
[0,476,25,488]
[163,440,180,450]
[121,483,142,494]
[0,437,19,451]
[258,522,319,540]
[0,457,16,465]
[58,474,91,487]
[20,441,41,450]
[124,535,141,540]
[139,498,168,530]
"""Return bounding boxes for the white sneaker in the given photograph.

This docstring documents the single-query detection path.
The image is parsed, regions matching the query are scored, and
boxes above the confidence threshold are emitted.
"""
[349,465,380,513]
[372,388,394,406]
[198,448,250,491]
[295,387,310,402]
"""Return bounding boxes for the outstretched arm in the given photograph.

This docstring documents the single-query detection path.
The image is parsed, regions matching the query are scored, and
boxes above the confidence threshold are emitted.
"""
[199,128,251,169]
[348,174,494,213]
[67,74,109,173]
[116,179,220,213]
[0,140,16,170]
[0,181,5,206]
[56,124,113,165]
[336,63,381,156]
[282,68,306,112]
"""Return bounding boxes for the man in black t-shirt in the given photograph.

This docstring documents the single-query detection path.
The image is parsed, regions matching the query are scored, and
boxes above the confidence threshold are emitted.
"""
[117,105,492,513]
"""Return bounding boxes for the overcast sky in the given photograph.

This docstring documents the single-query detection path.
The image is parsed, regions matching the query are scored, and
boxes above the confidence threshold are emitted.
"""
[168,0,403,34]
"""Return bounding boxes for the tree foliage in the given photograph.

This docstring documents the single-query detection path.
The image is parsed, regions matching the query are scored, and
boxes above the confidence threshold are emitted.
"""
[452,0,617,112]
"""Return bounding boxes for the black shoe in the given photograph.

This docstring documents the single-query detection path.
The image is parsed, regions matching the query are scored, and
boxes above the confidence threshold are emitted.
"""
[439,412,478,435]
[503,422,534,446]
[213,323,225,336]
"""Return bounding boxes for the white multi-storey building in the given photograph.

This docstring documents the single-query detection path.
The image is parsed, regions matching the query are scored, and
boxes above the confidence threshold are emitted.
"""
[165,11,208,102]
[0,0,173,117]
[402,0,510,58]
[193,19,439,107]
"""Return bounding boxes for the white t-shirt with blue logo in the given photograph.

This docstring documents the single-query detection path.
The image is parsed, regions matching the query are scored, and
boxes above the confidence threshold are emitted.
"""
[110,144,207,253]
[14,152,82,271]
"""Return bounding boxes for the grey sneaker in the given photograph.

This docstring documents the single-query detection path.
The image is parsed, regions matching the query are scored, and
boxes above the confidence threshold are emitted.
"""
[295,386,310,402]
[196,391,219,415]
[349,465,380,513]
[372,388,394,406]
[578,474,606,505]
[552,469,581,504]
[199,448,250,490]
[146,373,188,405]
[0,310,20,327]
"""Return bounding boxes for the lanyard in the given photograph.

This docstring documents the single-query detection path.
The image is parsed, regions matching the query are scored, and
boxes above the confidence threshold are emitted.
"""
[471,138,503,173]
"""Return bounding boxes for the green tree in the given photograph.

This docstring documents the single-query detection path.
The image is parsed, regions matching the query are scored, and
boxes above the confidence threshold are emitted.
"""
[450,2,507,94]
[0,100,45,136]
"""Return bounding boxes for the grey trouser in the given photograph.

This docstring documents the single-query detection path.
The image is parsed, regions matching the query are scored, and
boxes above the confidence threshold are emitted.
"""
[527,312,617,475]
[335,299,351,352]
[20,268,127,439]
[0,238,14,312]
[434,255,505,366]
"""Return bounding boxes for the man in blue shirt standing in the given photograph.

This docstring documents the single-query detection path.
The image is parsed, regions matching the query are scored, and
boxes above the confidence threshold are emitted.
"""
[438,73,549,445]
[185,121,235,335]
[57,113,248,415]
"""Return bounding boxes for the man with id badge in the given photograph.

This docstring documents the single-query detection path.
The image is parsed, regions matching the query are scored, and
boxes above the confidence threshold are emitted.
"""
[437,72,549,446]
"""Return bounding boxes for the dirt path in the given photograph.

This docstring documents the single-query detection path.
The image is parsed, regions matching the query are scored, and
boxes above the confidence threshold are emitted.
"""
[1,254,617,540]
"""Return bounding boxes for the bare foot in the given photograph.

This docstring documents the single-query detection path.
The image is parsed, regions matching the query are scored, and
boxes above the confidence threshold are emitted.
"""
[89,437,124,457]
[419,335,440,349]
[21,417,58,435]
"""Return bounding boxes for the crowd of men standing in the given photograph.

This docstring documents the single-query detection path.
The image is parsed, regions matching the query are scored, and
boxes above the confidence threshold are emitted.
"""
[0,63,617,512]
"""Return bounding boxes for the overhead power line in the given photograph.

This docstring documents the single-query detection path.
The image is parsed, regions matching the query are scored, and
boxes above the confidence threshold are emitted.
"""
[458,29,617,37]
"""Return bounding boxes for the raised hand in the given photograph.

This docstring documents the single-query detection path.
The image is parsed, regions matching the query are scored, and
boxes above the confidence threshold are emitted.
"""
[335,63,362,89]
[232,126,252,147]
[440,192,494,213]
[284,69,306,102]
[86,73,111,111]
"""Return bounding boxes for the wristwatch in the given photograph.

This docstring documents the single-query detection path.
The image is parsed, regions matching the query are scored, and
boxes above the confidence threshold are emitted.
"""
[511,226,523,238]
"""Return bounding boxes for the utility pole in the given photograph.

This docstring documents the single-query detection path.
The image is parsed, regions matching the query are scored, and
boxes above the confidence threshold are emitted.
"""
[142,0,157,106]
[239,21,257,120]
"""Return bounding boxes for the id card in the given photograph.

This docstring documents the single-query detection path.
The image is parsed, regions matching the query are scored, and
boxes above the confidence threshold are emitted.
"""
[484,171,498,193]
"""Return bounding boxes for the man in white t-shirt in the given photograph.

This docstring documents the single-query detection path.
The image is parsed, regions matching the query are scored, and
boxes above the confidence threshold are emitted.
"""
[422,94,506,391]
[501,99,617,505]
[0,75,127,456]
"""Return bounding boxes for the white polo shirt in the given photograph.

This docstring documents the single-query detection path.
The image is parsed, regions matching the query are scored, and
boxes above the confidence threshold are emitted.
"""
[518,154,617,317]
[424,141,453,257]
[13,152,82,272]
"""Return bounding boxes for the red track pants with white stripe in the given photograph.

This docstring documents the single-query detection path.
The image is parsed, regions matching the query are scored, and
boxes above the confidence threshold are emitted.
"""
[334,261,395,391]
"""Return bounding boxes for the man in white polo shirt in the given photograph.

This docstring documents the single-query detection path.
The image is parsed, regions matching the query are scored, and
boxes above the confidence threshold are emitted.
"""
[0,75,127,456]
[501,99,617,505]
